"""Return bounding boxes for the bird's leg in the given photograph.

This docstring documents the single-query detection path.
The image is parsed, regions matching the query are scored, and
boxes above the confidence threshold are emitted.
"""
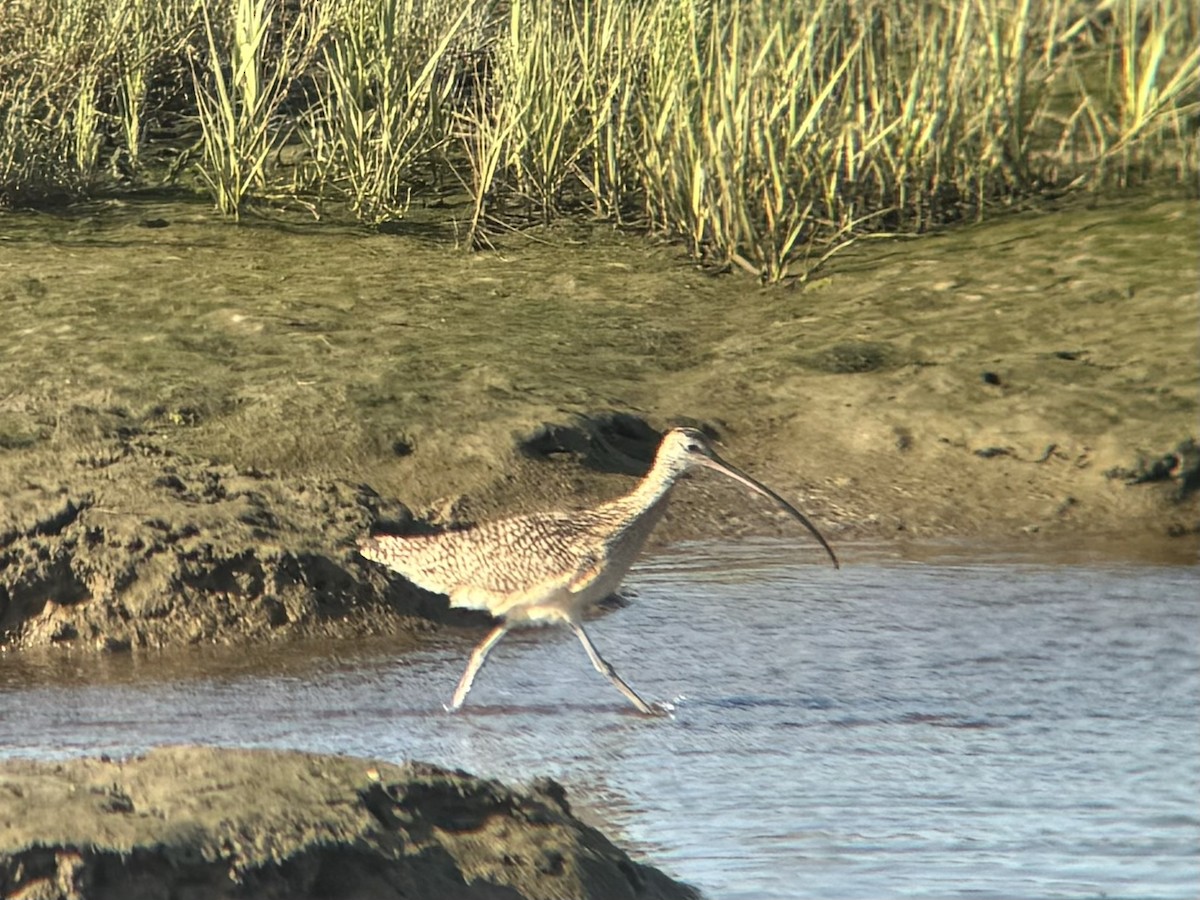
[568,621,657,715]
[448,622,510,712]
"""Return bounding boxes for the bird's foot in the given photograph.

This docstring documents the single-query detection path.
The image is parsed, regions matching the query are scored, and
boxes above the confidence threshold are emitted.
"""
[638,699,675,718]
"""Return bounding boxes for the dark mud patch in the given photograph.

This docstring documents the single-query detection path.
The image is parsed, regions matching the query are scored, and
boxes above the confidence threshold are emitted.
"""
[518,412,689,475]
[0,746,697,900]
[1105,436,1200,501]
[802,340,911,374]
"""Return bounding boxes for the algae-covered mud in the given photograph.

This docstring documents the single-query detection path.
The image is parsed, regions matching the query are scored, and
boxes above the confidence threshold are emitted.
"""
[0,745,697,899]
[1,192,1197,652]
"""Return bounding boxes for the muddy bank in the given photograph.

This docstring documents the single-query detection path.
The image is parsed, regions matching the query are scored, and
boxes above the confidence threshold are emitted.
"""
[0,191,1197,653]
[0,435,496,651]
[0,745,696,900]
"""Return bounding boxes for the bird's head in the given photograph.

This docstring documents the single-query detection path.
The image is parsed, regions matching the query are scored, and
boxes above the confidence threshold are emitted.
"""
[653,426,839,568]
[654,427,723,476]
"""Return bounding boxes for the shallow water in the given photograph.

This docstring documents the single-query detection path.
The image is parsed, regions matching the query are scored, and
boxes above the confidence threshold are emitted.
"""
[2,540,1198,900]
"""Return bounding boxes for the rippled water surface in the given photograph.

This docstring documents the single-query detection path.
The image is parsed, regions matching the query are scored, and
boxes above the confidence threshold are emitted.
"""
[3,540,1198,900]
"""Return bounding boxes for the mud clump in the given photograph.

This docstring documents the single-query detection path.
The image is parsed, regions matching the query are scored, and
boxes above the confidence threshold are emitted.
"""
[0,746,698,900]
[1105,437,1200,501]
[0,436,466,653]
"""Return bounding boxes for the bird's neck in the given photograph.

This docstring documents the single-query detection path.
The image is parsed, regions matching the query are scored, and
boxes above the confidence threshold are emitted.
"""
[613,456,680,520]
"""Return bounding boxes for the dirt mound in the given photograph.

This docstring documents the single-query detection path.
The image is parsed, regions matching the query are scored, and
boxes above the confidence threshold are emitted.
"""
[0,746,698,900]
[0,436,481,652]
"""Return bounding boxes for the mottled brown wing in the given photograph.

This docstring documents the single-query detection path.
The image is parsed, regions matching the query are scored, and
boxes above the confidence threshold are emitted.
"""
[357,511,605,612]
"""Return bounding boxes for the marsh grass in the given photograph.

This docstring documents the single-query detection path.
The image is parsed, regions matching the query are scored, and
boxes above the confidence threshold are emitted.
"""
[1,0,1196,280]
[0,0,197,201]
[636,0,876,279]
[1100,0,1200,180]
[191,0,330,218]
[456,0,601,244]
[0,0,113,200]
[302,0,475,222]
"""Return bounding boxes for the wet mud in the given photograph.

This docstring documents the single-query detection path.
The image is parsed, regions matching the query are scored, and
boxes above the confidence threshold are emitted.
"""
[0,746,697,900]
[0,434,494,652]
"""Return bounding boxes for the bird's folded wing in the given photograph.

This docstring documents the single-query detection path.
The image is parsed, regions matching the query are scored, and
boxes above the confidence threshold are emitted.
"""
[359,513,605,614]
[450,548,605,615]
[566,552,604,593]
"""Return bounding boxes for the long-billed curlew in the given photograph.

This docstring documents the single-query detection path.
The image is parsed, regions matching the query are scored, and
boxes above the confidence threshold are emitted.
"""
[358,427,838,714]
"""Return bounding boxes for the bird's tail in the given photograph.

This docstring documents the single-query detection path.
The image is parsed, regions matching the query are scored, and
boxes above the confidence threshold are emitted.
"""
[356,534,388,563]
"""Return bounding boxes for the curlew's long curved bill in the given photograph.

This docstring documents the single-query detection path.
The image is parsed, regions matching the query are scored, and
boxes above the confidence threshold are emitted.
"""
[700,454,840,569]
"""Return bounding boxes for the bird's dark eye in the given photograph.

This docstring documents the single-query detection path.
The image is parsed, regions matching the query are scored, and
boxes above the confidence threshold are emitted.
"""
[686,442,702,453]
